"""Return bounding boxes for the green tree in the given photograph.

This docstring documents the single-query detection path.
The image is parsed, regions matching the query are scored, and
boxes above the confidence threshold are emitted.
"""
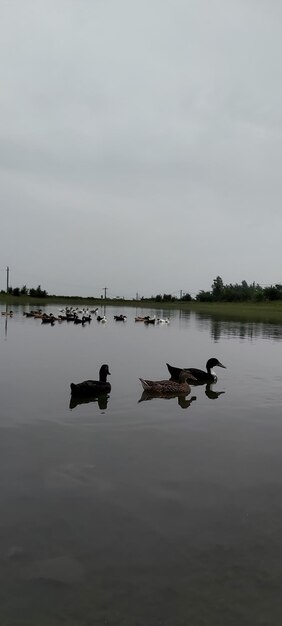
[196,290,213,302]
[181,293,192,301]
[212,276,224,301]
[29,285,48,297]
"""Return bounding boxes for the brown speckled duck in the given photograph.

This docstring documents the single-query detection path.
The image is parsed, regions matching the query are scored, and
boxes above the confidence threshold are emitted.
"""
[139,370,196,395]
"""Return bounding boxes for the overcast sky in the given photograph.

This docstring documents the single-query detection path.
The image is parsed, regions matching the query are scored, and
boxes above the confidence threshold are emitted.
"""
[1,0,282,298]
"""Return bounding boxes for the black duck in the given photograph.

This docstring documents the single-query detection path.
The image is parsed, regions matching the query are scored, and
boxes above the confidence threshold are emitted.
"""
[70,364,111,396]
[166,358,226,384]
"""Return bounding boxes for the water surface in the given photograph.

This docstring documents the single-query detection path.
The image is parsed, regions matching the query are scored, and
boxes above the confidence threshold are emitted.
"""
[0,304,282,625]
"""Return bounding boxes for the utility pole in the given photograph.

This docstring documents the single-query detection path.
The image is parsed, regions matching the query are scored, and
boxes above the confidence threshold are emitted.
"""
[6,266,9,293]
[180,289,182,300]
[103,287,108,300]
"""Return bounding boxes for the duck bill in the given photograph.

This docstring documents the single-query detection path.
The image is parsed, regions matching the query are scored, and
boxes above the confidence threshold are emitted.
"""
[218,362,226,369]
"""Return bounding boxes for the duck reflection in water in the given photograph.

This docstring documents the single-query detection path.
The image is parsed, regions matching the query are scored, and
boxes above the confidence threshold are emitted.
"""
[204,384,225,400]
[138,391,197,409]
[69,393,110,410]
[138,385,224,404]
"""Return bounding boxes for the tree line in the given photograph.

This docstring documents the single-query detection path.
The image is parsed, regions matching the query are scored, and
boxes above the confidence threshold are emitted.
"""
[149,277,282,303]
[3,285,48,298]
[2,277,282,302]
[196,276,282,302]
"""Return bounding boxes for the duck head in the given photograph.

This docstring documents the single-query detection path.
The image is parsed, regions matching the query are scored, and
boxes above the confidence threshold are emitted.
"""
[99,364,111,381]
[206,358,226,374]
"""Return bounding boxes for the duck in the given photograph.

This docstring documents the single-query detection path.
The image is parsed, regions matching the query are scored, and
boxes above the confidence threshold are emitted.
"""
[135,315,150,322]
[97,315,107,323]
[139,369,196,395]
[166,358,226,384]
[73,316,85,325]
[83,314,92,322]
[70,364,111,396]
[114,314,127,321]
[41,314,56,325]
[144,315,156,325]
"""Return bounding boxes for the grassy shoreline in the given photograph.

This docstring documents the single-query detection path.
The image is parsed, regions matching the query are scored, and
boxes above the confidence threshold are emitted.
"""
[1,294,282,322]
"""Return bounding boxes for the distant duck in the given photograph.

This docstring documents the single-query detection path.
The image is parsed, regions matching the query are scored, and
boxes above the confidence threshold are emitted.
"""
[41,314,56,325]
[97,315,107,323]
[114,314,127,321]
[135,315,150,322]
[73,316,85,325]
[82,315,92,323]
[166,358,226,384]
[70,364,111,396]
[144,315,156,325]
[1,310,13,317]
[139,370,196,396]
[157,318,170,324]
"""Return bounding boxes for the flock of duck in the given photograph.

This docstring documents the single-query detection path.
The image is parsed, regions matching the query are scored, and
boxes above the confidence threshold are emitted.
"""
[70,358,226,407]
[21,308,170,326]
[23,307,98,325]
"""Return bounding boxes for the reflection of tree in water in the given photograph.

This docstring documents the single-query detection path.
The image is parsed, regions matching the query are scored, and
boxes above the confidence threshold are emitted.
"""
[138,392,197,409]
[178,309,192,322]
[195,313,282,342]
[210,319,261,341]
[69,393,109,410]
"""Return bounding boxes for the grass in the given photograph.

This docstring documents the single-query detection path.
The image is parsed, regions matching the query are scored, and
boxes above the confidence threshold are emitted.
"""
[187,301,282,323]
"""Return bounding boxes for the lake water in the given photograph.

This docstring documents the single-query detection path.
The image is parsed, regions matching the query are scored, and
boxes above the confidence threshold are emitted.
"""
[1,304,282,626]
